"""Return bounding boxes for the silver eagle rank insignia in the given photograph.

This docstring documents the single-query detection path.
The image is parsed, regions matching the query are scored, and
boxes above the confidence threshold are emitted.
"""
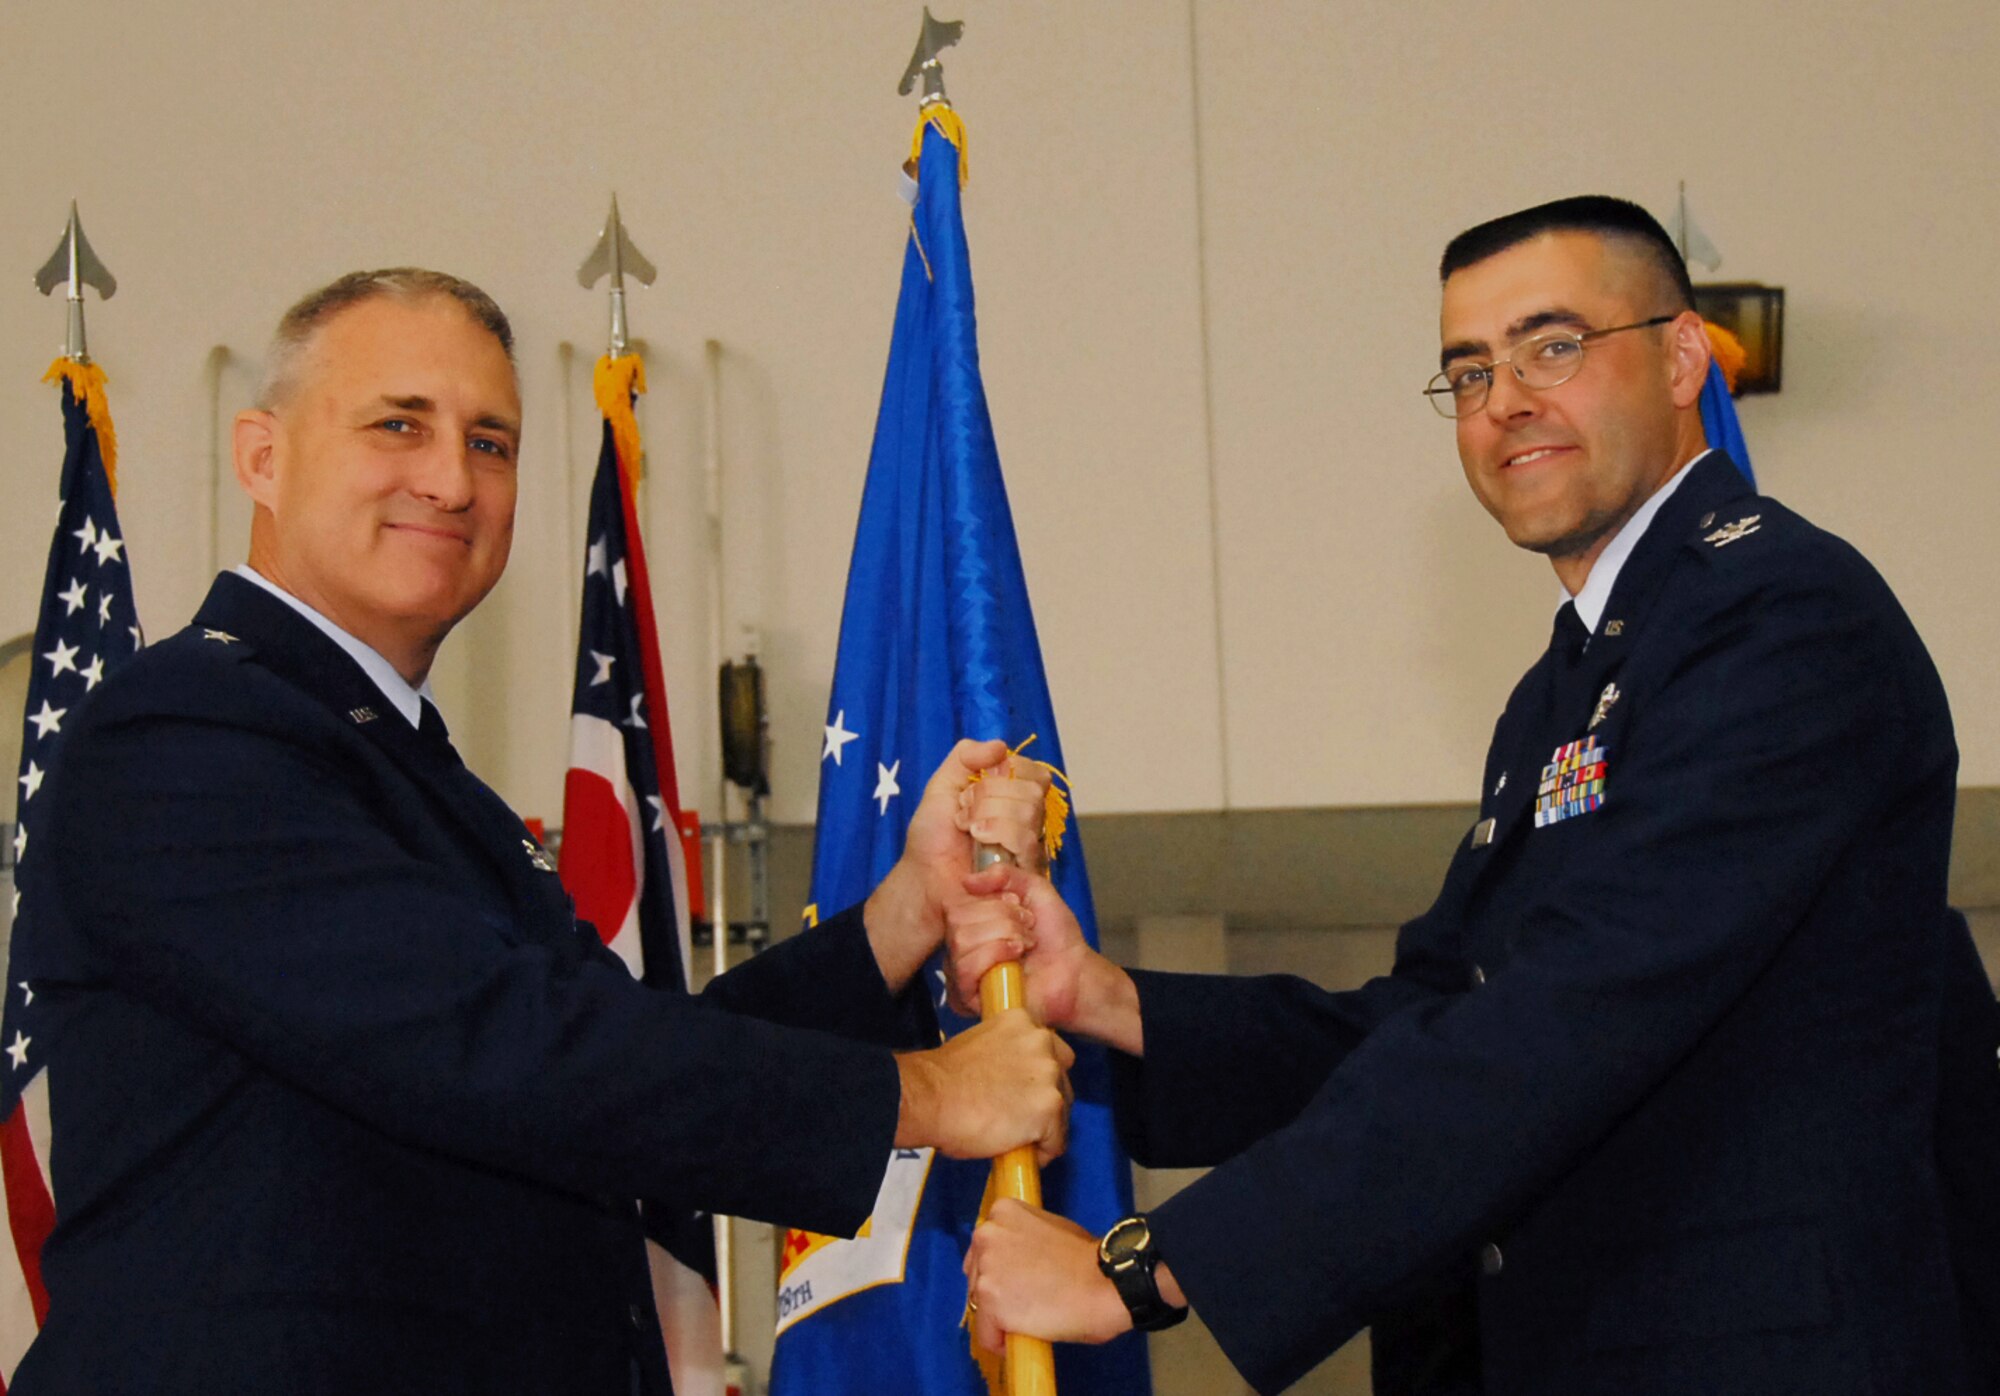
[1703,515,1762,548]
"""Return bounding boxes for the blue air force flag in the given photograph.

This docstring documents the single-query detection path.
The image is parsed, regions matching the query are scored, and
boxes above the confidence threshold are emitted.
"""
[767,119,1150,1396]
[1699,356,1755,487]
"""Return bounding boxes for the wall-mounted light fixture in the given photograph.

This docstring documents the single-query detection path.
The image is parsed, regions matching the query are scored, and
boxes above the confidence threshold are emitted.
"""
[1693,283,1785,394]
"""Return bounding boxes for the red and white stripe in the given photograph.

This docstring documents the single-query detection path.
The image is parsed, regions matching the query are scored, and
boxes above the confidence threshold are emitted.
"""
[561,434,720,1395]
[0,1071,55,1390]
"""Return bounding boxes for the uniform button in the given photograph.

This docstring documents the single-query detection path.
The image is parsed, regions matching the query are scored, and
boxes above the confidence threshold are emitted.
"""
[1480,1243,1504,1276]
[1471,964,1487,986]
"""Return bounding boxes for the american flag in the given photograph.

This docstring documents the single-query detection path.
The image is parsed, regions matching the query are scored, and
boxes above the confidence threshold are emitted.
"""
[556,357,723,1395]
[0,363,141,1389]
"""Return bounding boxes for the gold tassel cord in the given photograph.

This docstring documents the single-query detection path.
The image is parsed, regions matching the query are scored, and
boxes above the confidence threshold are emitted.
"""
[1703,321,1748,396]
[911,104,970,186]
[966,735,1073,866]
[43,358,119,496]
[905,105,968,283]
[593,353,647,483]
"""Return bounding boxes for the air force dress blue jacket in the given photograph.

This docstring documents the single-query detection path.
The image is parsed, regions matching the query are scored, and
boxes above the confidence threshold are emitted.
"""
[1110,454,1997,1394]
[14,573,927,1395]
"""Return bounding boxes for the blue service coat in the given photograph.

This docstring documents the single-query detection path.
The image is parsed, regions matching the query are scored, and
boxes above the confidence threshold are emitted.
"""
[1113,454,1996,1394]
[1938,906,2000,1393]
[14,573,926,1395]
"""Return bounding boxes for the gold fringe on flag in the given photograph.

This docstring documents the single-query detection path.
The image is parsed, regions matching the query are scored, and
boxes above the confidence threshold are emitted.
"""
[43,357,119,496]
[966,735,1072,866]
[1703,321,1748,396]
[593,352,647,483]
[911,104,970,186]
[1041,779,1072,865]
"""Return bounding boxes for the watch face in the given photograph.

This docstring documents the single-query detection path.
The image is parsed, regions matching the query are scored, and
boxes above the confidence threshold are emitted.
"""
[1101,1216,1152,1266]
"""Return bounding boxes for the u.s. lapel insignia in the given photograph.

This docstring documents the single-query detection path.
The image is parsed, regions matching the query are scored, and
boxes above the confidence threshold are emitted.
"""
[1603,619,1625,637]
[348,706,378,725]
[1703,515,1762,547]
[202,629,238,644]
[1589,683,1621,730]
[1493,771,1508,796]
[522,838,558,873]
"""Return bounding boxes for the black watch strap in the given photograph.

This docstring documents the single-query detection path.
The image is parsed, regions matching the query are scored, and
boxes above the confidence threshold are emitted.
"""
[1098,1214,1189,1333]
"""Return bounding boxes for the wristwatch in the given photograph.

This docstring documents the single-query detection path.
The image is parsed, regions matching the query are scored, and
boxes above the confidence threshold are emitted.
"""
[1097,1214,1189,1332]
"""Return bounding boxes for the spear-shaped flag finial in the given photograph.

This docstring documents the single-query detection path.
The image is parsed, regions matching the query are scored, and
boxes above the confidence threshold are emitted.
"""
[577,194,658,360]
[1674,181,1723,273]
[897,7,963,107]
[35,202,117,365]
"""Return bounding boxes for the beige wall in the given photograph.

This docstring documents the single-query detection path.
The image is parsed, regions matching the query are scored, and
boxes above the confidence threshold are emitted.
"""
[6,10,1997,1392]
[4,1,1996,831]
[1193,2,2000,806]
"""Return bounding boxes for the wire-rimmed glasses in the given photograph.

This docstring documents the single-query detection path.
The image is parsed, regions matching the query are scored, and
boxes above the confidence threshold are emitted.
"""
[1424,315,1677,418]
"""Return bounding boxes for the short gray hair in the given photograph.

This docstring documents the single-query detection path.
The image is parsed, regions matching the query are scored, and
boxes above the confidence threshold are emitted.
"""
[256,267,515,409]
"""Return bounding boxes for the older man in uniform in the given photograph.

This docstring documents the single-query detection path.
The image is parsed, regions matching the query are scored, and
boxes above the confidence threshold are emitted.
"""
[950,198,2000,1394]
[15,269,1071,1395]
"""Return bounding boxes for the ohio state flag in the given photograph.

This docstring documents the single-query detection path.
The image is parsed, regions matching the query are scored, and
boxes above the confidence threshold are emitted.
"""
[558,355,720,1394]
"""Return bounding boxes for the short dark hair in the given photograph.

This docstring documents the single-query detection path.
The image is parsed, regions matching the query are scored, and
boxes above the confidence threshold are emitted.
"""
[1439,196,1696,311]
[257,268,514,407]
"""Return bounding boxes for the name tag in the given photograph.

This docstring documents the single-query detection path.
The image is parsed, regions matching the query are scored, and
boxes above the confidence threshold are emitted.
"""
[1470,817,1496,849]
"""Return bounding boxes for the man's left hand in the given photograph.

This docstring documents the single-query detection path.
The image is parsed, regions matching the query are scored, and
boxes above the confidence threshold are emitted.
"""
[964,1198,1131,1353]
[863,740,1052,993]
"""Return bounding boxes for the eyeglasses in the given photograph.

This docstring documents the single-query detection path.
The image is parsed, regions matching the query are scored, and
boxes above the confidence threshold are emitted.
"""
[1423,315,1677,418]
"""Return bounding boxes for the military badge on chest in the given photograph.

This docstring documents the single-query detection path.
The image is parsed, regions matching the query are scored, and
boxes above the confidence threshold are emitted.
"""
[1535,734,1608,828]
[521,837,558,874]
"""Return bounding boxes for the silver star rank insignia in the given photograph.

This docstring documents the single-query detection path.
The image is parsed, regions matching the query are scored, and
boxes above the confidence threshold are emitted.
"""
[1590,683,1621,730]
[1703,515,1762,548]
[202,629,238,644]
[522,838,558,873]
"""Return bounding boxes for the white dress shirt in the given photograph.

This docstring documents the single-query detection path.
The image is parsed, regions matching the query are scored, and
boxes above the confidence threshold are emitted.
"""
[1562,450,1712,634]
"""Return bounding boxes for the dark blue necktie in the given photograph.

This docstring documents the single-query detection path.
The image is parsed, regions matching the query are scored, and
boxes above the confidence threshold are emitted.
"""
[418,698,452,749]
[1551,600,1589,666]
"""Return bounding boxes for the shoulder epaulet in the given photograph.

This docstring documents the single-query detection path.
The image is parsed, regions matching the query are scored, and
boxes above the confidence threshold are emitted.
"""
[1684,498,1796,565]
[148,623,260,666]
[75,619,263,729]
[1695,510,1762,548]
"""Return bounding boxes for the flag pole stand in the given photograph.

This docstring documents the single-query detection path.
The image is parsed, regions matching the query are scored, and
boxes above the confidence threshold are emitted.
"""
[699,334,775,965]
[696,333,775,1392]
